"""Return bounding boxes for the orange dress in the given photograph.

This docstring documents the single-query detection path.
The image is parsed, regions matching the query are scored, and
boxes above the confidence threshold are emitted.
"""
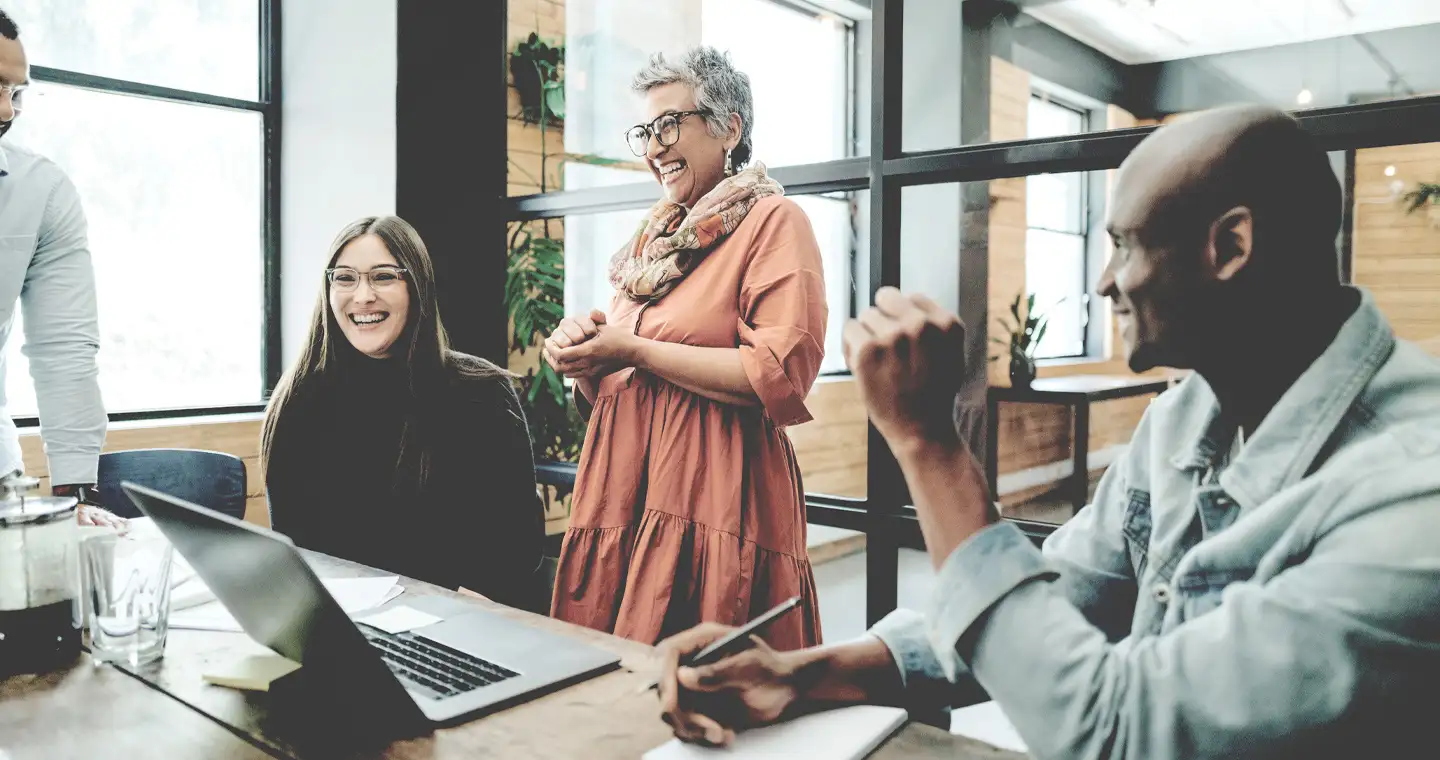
[550,196,827,649]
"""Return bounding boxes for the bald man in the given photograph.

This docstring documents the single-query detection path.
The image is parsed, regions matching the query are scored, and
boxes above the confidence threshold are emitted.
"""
[652,105,1440,759]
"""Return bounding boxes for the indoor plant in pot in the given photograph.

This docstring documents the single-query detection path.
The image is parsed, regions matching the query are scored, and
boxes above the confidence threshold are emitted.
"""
[990,292,1050,389]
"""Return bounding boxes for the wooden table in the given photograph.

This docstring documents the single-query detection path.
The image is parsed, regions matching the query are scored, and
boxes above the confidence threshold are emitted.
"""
[2,551,1026,759]
[987,374,1173,517]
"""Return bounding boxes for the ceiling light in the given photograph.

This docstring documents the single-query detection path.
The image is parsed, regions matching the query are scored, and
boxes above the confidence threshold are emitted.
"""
[1296,88,1314,105]
[1384,165,1396,177]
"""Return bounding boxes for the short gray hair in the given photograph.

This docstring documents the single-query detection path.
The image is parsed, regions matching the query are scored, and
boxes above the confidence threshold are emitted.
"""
[632,47,755,169]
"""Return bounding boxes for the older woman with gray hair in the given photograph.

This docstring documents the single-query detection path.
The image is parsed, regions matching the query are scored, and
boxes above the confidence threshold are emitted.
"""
[544,46,826,649]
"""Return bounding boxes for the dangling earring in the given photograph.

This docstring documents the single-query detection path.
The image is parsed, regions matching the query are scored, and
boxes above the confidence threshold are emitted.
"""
[724,149,734,177]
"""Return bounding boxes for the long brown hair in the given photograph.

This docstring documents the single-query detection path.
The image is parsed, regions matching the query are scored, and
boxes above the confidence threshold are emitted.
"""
[260,215,506,493]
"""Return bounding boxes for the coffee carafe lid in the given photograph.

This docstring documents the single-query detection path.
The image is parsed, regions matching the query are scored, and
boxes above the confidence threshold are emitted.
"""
[0,481,79,526]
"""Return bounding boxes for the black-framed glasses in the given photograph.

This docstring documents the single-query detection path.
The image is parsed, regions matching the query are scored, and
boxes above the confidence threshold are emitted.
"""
[625,110,708,157]
[1,83,27,114]
[325,265,408,292]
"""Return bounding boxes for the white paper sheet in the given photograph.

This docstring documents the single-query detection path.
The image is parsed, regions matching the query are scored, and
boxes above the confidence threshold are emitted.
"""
[950,701,1027,753]
[644,705,907,760]
[170,577,403,632]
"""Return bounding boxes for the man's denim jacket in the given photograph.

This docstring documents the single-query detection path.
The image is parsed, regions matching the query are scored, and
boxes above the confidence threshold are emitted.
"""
[871,287,1440,760]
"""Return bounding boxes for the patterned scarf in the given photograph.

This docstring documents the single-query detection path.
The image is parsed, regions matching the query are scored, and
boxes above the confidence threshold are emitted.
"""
[608,162,784,302]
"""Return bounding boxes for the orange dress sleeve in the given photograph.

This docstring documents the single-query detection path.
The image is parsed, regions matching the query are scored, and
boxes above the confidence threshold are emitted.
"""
[736,198,828,427]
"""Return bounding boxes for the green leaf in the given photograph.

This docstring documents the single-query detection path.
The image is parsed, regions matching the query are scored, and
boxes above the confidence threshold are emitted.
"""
[545,85,566,120]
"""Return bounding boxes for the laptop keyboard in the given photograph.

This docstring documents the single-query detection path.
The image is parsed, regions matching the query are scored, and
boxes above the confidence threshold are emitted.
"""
[359,625,520,699]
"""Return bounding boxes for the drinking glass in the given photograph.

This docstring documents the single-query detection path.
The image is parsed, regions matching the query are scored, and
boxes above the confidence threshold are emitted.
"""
[81,531,174,666]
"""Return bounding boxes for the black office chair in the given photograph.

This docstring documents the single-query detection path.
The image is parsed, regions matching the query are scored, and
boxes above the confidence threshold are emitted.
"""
[97,448,248,520]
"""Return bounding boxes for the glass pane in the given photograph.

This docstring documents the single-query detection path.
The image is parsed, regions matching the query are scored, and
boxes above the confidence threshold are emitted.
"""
[541,0,863,195]
[791,193,861,376]
[1025,229,1086,359]
[8,0,260,100]
[1028,95,1086,139]
[4,84,264,415]
[1027,171,1084,234]
[1347,144,1440,353]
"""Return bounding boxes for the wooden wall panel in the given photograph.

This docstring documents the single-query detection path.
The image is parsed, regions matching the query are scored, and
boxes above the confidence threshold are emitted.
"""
[507,0,567,197]
[19,416,268,527]
[1353,142,1440,352]
[789,379,867,498]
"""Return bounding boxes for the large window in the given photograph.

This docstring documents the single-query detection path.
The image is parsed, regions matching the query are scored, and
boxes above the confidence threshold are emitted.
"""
[4,1,273,418]
[1025,95,1090,359]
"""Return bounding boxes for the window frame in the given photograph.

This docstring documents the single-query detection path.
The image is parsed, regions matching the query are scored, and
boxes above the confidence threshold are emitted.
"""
[10,0,280,428]
[1025,92,1092,360]
[504,0,1440,626]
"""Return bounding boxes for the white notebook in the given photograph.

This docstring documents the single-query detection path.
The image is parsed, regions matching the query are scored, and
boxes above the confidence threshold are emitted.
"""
[643,705,907,760]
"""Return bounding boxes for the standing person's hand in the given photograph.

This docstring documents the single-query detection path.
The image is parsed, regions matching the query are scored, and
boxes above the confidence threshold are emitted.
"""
[543,309,607,356]
[842,287,967,451]
[545,311,643,380]
[654,623,804,747]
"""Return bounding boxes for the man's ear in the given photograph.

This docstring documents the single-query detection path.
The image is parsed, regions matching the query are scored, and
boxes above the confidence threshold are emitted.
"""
[1208,206,1253,282]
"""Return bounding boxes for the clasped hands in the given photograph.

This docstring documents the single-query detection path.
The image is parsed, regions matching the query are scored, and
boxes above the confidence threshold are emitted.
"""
[542,309,642,380]
[655,287,981,746]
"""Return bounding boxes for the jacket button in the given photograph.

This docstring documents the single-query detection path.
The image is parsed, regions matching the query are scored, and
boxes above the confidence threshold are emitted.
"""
[1152,583,1172,604]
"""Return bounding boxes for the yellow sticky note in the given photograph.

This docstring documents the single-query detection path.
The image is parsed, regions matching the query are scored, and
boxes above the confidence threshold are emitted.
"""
[202,654,301,692]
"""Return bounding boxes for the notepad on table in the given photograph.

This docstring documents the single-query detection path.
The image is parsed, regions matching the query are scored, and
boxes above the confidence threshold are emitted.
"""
[949,701,1027,753]
[643,705,907,760]
[201,640,302,693]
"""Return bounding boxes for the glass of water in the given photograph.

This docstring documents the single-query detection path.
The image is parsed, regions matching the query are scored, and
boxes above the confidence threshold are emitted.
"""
[81,531,175,666]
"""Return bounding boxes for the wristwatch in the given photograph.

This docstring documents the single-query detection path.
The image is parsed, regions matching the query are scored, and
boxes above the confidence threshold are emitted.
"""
[51,483,102,507]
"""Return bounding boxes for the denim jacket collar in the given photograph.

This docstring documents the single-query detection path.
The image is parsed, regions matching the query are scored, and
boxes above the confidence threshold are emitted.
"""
[1168,286,1395,511]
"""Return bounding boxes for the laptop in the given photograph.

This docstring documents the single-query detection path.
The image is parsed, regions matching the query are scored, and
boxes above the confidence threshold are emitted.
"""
[122,481,620,731]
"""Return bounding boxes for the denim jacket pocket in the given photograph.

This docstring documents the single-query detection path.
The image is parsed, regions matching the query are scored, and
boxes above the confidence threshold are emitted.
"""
[1122,487,1154,578]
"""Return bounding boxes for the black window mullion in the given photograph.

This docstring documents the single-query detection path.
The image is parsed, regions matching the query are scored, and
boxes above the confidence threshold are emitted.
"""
[260,0,282,398]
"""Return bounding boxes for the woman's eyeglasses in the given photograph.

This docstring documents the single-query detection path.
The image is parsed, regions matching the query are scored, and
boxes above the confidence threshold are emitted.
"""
[625,110,708,158]
[325,266,408,292]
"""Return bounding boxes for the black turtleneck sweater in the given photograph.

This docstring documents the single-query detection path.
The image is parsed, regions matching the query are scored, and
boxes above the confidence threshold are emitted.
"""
[264,353,545,613]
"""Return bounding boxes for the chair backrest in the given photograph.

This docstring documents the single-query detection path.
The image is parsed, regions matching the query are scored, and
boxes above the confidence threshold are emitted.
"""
[97,448,248,520]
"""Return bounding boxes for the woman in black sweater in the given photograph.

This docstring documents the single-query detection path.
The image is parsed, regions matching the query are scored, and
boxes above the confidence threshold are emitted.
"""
[260,216,544,612]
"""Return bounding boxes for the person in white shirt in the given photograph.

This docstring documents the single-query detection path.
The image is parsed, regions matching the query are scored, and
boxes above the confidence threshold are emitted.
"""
[0,9,119,527]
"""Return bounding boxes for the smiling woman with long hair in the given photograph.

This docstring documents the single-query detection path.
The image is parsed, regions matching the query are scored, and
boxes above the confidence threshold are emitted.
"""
[260,216,545,611]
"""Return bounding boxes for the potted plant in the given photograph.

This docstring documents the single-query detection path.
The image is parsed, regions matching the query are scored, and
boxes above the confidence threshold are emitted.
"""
[990,293,1050,389]
[509,33,565,126]
[1402,181,1440,228]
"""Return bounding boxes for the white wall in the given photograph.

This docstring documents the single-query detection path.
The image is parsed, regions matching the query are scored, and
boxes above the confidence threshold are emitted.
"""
[280,0,397,367]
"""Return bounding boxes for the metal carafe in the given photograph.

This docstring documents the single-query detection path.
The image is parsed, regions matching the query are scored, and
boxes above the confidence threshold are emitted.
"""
[0,473,81,676]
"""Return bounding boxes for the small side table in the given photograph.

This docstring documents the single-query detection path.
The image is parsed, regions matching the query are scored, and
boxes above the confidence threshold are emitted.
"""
[986,375,1173,516]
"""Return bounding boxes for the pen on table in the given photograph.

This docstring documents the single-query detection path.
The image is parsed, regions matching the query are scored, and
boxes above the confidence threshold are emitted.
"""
[643,596,802,692]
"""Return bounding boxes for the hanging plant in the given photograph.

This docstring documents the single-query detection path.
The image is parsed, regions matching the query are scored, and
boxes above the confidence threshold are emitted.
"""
[509,33,565,125]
